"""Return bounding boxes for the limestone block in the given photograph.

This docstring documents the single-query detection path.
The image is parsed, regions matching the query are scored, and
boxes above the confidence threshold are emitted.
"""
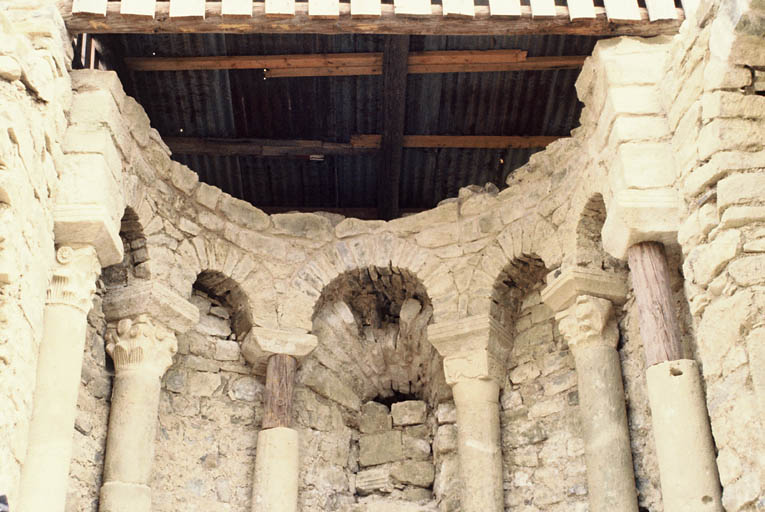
[272,212,333,241]
[601,188,681,259]
[241,327,317,374]
[610,142,676,191]
[436,403,456,424]
[727,254,765,286]
[360,402,392,434]
[103,281,199,334]
[391,461,435,487]
[687,230,740,285]
[541,267,627,313]
[391,401,427,426]
[0,55,21,81]
[355,466,393,494]
[702,91,765,121]
[683,150,765,199]
[359,431,404,467]
[720,206,765,229]
[214,339,240,361]
[187,371,221,397]
[335,218,385,239]
[435,424,457,455]
[300,361,361,411]
[717,173,765,213]
[218,194,269,230]
[698,119,765,161]
[53,204,123,267]
[427,314,512,363]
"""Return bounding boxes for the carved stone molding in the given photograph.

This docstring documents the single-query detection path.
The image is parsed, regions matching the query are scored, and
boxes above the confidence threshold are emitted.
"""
[46,246,101,313]
[541,267,627,313]
[427,314,513,386]
[106,314,177,376]
[556,295,618,349]
[103,281,199,335]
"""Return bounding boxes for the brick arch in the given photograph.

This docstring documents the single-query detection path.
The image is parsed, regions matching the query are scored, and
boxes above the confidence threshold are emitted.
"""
[284,233,454,333]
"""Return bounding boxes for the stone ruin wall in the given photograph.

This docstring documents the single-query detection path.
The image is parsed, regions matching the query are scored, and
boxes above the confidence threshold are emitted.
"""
[0,0,762,510]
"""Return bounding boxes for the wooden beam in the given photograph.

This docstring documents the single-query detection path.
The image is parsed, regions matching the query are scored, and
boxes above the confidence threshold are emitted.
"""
[378,35,409,221]
[164,136,376,156]
[626,242,685,367]
[125,49,530,72]
[262,354,297,429]
[59,1,685,35]
[164,134,561,155]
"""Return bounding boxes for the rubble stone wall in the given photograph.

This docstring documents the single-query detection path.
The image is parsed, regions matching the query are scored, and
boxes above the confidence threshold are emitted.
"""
[0,0,762,511]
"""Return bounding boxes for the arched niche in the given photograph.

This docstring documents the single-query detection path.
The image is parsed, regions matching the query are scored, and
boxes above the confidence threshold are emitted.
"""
[296,264,451,511]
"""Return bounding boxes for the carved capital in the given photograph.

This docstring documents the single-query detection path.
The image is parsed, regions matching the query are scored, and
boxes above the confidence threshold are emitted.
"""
[556,295,618,350]
[428,315,513,387]
[106,314,177,376]
[46,246,101,312]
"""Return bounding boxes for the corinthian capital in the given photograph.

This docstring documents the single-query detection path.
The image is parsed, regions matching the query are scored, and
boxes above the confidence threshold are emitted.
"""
[556,295,618,349]
[106,314,177,376]
[46,246,101,312]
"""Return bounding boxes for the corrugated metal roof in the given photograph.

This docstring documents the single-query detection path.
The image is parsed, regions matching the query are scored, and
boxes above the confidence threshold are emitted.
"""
[105,32,602,214]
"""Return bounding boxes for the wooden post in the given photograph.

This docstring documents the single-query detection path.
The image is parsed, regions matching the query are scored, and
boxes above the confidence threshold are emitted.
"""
[626,241,684,367]
[262,354,297,428]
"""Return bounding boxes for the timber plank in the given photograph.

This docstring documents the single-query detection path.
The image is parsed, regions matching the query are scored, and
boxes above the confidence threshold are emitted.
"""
[442,0,475,17]
[120,0,156,16]
[266,0,295,16]
[603,0,642,21]
[72,0,107,15]
[351,0,381,16]
[169,0,205,17]
[222,0,253,16]
[645,0,678,20]
[61,1,684,35]
[530,0,556,17]
[309,0,340,17]
[566,0,596,19]
[394,0,432,15]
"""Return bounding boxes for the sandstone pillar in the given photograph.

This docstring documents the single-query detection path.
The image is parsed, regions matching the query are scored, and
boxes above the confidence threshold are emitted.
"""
[428,315,511,512]
[627,242,722,511]
[17,246,102,512]
[99,281,199,512]
[542,267,637,512]
[242,328,318,512]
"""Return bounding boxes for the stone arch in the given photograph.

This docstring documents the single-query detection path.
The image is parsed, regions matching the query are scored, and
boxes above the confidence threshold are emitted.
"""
[285,234,449,332]
[573,193,624,272]
[490,254,549,336]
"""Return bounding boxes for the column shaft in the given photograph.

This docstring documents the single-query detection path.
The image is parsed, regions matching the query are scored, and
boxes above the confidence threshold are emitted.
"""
[627,242,722,511]
[253,353,299,512]
[572,344,638,512]
[17,304,89,512]
[452,379,503,512]
[99,371,162,512]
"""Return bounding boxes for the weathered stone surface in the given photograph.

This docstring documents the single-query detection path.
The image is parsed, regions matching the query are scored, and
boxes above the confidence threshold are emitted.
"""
[360,402,392,434]
[359,431,404,467]
[391,461,435,488]
[391,401,427,426]
[214,339,240,361]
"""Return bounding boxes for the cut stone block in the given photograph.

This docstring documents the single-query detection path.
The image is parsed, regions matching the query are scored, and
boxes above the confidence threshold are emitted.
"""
[391,460,435,488]
[359,431,404,467]
[355,466,392,495]
[391,401,427,426]
[360,402,392,433]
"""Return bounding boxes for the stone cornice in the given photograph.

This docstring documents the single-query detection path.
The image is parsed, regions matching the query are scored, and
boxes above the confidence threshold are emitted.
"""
[106,314,177,375]
[103,281,199,334]
[541,266,627,313]
[46,246,101,313]
[242,328,318,374]
[555,295,618,350]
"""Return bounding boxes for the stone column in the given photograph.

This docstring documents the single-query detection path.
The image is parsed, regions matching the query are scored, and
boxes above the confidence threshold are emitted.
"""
[242,327,318,512]
[427,315,511,512]
[542,267,637,512]
[99,282,199,512]
[603,192,723,511]
[17,246,103,512]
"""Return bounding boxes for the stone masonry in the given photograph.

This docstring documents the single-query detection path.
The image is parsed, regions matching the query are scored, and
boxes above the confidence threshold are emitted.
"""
[0,0,763,511]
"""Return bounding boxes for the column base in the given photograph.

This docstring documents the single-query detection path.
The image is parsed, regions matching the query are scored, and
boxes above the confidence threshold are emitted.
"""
[253,427,299,512]
[100,481,151,512]
[646,359,723,511]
